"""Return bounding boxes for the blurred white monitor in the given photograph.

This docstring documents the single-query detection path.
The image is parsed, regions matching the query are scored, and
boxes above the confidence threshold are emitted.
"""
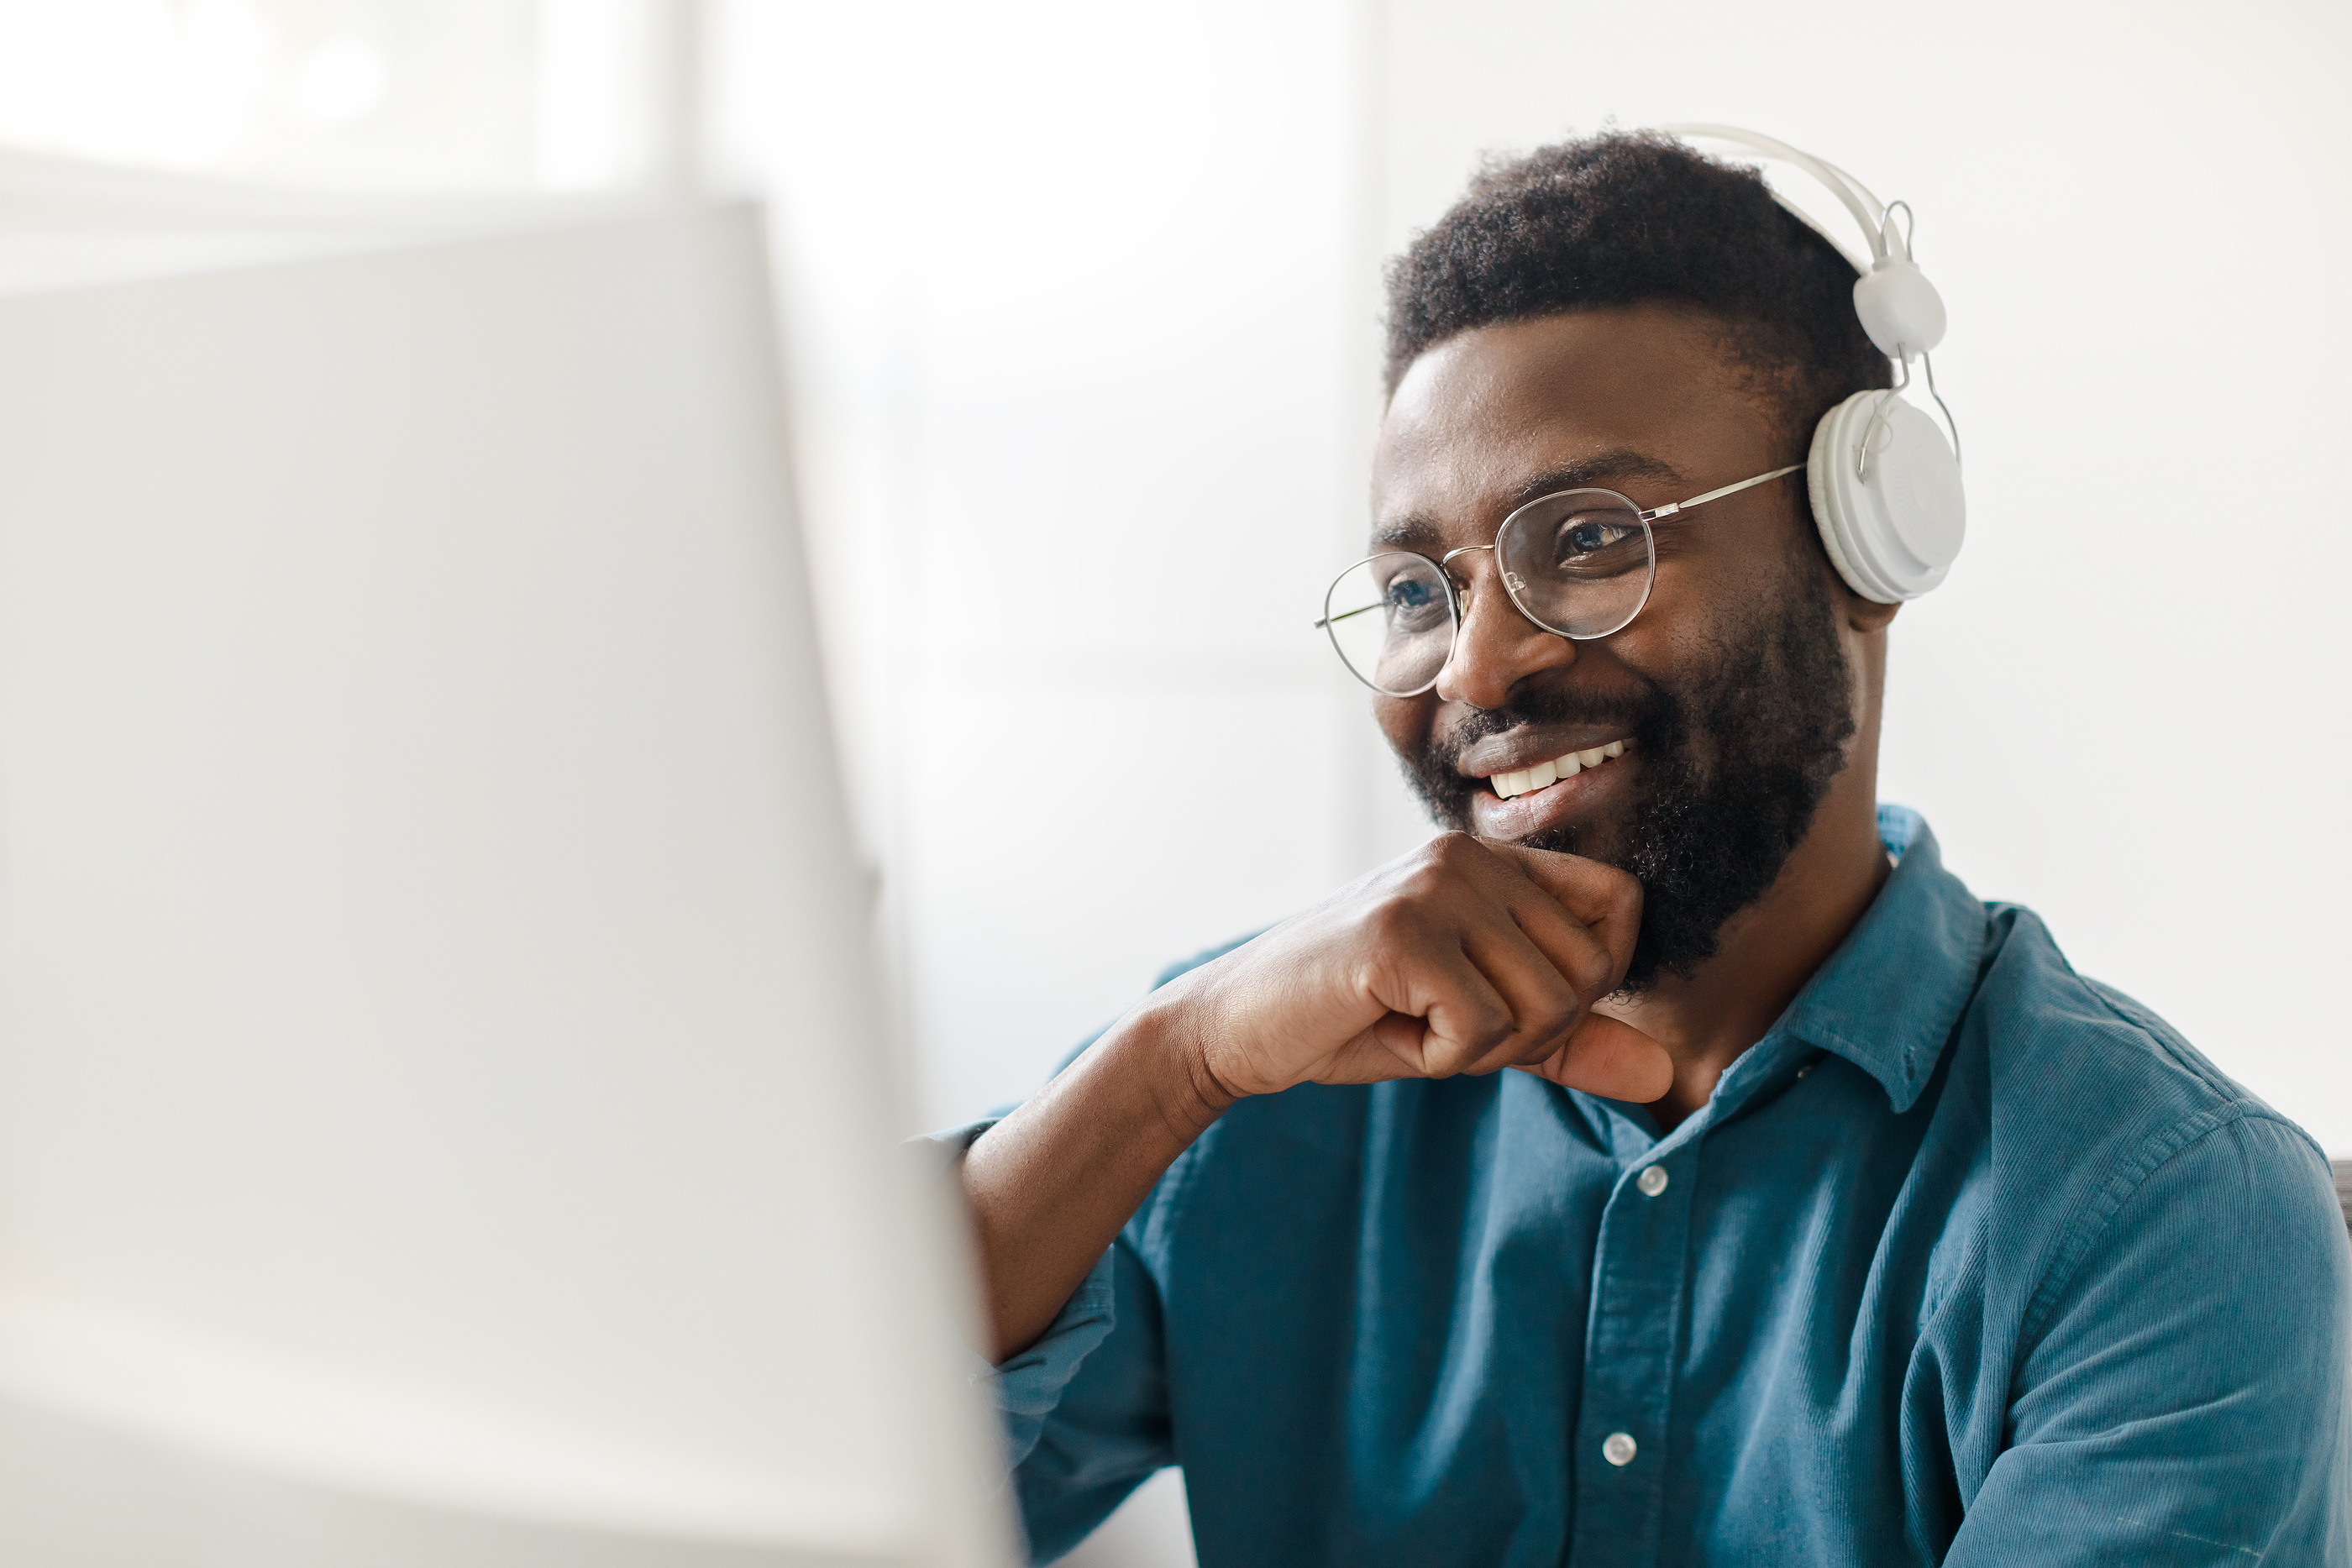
[0,207,1009,1567]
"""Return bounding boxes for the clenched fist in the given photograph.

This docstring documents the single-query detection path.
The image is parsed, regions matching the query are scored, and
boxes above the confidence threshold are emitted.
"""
[1142,832,1672,1107]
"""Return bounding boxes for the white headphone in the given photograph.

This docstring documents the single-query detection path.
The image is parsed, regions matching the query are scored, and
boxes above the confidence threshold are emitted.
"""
[1662,125,1965,603]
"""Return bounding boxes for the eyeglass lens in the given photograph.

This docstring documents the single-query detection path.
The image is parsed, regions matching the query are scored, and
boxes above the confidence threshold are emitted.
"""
[1322,553,1454,696]
[1494,489,1654,640]
[1321,490,1656,696]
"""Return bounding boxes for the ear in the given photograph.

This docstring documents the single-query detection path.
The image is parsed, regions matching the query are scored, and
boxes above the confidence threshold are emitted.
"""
[1843,587,1900,636]
[1814,546,1902,635]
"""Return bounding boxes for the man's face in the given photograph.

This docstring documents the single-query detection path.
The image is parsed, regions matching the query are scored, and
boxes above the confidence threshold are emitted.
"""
[1371,305,1864,988]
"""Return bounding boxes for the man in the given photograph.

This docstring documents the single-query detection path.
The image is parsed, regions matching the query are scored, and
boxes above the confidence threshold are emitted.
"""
[944,133,2352,1565]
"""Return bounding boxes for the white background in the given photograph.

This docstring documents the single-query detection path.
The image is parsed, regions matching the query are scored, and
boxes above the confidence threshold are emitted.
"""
[2,3,2346,1564]
[706,0,2352,1163]
[711,8,2352,1559]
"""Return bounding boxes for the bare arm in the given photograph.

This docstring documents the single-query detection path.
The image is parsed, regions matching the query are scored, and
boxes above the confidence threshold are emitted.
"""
[959,833,1674,1361]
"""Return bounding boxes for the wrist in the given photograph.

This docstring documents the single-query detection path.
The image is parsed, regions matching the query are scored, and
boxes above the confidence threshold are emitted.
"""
[1116,990,1242,1146]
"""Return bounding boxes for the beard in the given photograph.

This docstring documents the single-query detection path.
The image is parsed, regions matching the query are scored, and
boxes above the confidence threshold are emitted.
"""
[1396,551,1858,992]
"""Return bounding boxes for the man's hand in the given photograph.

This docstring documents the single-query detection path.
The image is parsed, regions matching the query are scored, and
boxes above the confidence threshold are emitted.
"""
[1146,832,1672,1109]
[962,833,1668,1359]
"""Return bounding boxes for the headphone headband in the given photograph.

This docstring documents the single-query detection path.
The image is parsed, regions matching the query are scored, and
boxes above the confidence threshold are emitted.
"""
[1660,123,1891,263]
[1657,124,1966,603]
[1663,123,1945,359]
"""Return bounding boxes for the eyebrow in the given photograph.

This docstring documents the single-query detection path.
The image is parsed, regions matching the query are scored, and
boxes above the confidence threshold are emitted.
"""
[1371,448,1689,552]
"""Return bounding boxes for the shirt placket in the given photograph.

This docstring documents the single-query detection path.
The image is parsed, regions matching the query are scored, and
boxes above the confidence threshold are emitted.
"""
[1569,1123,1698,1568]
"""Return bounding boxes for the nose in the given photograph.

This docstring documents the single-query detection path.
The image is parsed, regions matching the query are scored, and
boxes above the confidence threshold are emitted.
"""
[1435,550,1578,709]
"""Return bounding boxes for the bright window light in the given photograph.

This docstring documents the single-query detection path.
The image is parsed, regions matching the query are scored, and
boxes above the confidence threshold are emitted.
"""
[295,35,391,127]
[0,0,655,192]
[0,0,267,170]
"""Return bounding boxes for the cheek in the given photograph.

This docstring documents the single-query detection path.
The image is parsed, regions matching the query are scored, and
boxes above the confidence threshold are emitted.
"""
[1371,693,1431,756]
[1635,526,1811,656]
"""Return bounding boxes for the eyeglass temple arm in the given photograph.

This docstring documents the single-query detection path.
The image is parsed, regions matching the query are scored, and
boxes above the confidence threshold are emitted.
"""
[1635,463,1803,522]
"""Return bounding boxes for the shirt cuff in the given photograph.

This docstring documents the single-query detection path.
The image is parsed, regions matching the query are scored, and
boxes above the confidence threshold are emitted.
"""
[974,1243,1118,1470]
[915,1114,1001,1168]
[920,1116,1121,1472]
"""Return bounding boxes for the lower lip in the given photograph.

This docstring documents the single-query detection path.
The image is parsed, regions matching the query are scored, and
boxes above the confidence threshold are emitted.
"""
[1467,753,1634,840]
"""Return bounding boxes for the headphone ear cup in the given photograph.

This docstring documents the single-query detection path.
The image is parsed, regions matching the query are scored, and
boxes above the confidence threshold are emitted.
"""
[1806,389,1966,602]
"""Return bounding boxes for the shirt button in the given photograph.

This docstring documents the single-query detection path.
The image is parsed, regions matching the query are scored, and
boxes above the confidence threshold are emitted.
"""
[1602,1431,1638,1466]
[1635,1165,1668,1197]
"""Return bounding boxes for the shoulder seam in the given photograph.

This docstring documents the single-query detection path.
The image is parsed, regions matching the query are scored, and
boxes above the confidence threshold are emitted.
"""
[2076,977,2246,1107]
[1996,912,2323,1160]
[2008,914,2259,1118]
[2017,1101,2302,1349]
[2075,962,2326,1167]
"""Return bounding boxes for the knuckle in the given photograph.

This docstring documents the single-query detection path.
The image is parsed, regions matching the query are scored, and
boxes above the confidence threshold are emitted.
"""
[1607,868,1645,920]
[1361,897,1423,947]
[1399,864,1449,904]
[1426,831,1484,873]
[1422,1047,1469,1079]
[1535,994,1583,1042]
[1478,1011,1515,1051]
[1566,941,1615,1000]
[1389,850,1473,910]
[1433,1020,1510,1078]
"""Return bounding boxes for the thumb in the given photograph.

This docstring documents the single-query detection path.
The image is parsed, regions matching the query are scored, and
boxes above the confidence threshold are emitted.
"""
[1511,1011,1673,1104]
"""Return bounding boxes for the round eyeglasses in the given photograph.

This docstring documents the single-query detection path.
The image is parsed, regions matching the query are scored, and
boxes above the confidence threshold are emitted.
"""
[1315,464,1801,697]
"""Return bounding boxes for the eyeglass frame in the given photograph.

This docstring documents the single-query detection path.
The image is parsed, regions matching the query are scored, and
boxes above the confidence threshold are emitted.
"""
[1315,462,1803,697]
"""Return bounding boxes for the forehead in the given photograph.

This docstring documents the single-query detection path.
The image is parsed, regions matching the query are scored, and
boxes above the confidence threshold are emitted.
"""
[1372,305,1777,548]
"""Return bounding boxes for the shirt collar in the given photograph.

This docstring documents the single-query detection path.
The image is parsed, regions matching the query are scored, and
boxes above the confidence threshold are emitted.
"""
[1763,805,1987,1114]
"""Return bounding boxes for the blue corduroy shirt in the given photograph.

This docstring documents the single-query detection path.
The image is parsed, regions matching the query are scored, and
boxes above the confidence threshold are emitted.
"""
[955,809,2352,1565]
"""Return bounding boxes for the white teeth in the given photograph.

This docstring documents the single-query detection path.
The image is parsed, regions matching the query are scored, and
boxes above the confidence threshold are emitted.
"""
[1488,738,1630,798]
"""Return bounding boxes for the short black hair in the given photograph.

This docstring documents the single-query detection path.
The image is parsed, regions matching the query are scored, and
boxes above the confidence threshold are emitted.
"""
[1383,131,1890,458]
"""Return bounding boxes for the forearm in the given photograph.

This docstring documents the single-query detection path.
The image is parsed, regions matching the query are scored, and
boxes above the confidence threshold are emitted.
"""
[959,999,1233,1361]
[958,837,1658,1363]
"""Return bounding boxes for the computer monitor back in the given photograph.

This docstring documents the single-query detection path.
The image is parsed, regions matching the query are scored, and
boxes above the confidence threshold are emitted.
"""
[0,206,1009,1568]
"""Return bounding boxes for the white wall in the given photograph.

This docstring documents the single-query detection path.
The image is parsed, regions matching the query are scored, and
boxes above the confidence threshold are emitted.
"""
[709,0,1415,1138]
[722,7,2349,1555]
[719,0,2352,1158]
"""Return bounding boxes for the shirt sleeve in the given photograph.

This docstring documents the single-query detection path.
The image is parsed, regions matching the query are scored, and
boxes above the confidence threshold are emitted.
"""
[1010,1235,1178,1561]
[920,1117,1179,1561]
[1945,1109,2352,1566]
[919,1114,1113,1466]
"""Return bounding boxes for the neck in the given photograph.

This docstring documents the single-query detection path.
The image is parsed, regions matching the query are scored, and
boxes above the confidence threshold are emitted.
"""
[1598,696,1890,1134]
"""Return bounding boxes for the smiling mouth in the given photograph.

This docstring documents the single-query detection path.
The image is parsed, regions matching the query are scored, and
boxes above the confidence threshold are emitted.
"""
[1483,739,1631,800]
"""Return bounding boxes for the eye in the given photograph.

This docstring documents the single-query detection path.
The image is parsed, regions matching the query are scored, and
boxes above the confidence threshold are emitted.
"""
[1559,517,1637,562]
[1373,566,1450,634]
[1386,576,1435,610]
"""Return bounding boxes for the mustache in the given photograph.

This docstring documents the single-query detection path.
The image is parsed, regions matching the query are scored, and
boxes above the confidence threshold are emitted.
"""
[1425,681,1673,779]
